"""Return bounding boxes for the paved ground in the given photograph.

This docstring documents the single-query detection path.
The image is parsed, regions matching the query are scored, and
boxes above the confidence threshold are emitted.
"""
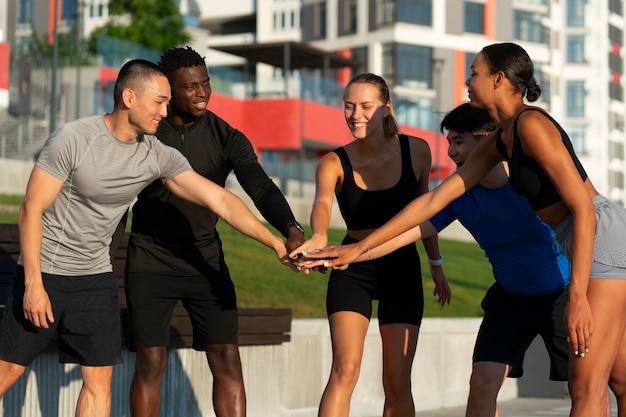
[416,395,618,417]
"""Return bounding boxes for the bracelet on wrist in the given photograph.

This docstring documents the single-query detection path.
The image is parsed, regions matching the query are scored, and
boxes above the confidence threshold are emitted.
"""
[428,255,444,267]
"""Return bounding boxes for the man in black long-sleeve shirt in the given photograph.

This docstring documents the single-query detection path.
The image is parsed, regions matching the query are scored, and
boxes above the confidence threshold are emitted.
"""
[125,46,305,417]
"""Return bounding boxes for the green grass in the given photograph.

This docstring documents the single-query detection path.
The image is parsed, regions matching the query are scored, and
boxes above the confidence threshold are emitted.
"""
[0,195,493,318]
[0,194,25,206]
[219,221,491,318]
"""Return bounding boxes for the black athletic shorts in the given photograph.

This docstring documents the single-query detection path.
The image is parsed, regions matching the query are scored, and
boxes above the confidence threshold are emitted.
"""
[0,266,122,366]
[125,270,238,351]
[473,283,569,381]
[326,235,424,326]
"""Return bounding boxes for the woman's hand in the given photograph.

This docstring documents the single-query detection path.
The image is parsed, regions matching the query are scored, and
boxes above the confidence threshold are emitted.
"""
[565,295,593,358]
[297,242,366,271]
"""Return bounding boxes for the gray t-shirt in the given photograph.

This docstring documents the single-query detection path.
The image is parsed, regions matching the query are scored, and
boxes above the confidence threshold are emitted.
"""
[25,115,191,276]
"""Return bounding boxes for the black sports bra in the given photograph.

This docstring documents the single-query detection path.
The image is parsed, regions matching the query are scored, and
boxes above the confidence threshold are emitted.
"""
[495,107,587,210]
[334,134,419,230]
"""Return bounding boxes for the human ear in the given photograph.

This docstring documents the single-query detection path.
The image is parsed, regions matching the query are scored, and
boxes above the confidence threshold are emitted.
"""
[122,88,135,107]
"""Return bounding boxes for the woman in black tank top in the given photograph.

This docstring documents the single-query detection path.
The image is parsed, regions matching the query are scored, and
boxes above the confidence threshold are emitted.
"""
[290,73,451,417]
[466,43,626,417]
[304,42,626,417]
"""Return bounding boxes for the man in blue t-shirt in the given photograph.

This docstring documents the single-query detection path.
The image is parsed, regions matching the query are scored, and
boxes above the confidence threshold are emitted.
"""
[329,102,571,417]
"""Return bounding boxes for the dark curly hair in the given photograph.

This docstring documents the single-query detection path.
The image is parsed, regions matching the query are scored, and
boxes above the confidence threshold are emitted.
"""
[157,46,206,76]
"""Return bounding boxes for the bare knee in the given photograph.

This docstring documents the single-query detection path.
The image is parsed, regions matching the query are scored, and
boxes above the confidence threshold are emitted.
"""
[0,361,26,396]
[81,366,113,396]
[330,359,361,387]
[610,372,626,399]
[468,362,506,402]
[206,344,243,382]
[134,347,167,383]
[382,371,411,401]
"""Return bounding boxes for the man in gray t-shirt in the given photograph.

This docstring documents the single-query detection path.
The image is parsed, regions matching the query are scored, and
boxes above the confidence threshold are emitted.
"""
[0,59,296,417]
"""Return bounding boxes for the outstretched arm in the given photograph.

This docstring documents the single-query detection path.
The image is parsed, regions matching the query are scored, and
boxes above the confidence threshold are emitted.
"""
[288,153,342,273]
[303,136,501,269]
[165,169,298,272]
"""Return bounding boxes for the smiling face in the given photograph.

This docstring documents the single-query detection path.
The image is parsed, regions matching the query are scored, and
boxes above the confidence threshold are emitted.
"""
[127,74,170,136]
[167,64,212,125]
[343,82,390,140]
[465,52,497,109]
[446,130,481,168]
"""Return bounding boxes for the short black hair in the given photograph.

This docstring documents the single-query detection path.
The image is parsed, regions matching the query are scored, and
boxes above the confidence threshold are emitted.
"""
[439,102,499,135]
[157,46,206,76]
[113,59,167,108]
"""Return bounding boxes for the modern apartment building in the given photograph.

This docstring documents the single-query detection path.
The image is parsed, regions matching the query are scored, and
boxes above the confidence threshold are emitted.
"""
[192,0,626,203]
[4,0,626,203]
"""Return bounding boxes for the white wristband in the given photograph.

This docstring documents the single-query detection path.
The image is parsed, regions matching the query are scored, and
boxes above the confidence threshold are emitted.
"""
[428,255,444,267]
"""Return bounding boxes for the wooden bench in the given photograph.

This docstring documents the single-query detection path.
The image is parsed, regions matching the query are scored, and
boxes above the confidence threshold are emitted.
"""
[0,223,291,347]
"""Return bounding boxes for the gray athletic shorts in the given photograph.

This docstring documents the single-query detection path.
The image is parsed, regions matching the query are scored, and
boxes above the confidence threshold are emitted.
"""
[554,195,626,278]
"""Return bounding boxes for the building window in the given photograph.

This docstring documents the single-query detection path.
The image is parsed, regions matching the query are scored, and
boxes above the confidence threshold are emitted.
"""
[397,43,433,88]
[303,1,327,40]
[609,112,625,132]
[609,25,623,46]
[61,0,77,25]
[382,43,433,89]
[515,10,547,43]
[609,0,623,15]
[18,0,34,28]
[609,80,624,101]
[609,53,623,75]
[609,169,624,189]
[465,51,476,79]
[566,80,585,118]
[566,35,585,63]
[395,95,436,130]
[609,139,625,159]
[567,0,585,27]
[374,0,396,27]
[398,0,432,26]
[338,0,358,36]
[566,124,586,154]
[464,2,484,34]
[533,69,550,109]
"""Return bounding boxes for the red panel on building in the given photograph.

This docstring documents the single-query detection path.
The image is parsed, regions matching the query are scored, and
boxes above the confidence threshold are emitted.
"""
[208,92,454,178]
[0,43,10,90]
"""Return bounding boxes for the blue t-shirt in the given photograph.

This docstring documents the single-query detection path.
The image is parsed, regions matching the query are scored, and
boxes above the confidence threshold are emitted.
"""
[429,182,570,296]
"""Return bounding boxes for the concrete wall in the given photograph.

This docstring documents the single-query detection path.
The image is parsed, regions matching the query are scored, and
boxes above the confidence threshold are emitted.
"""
[0,318,524,417]
[0,158,33,196]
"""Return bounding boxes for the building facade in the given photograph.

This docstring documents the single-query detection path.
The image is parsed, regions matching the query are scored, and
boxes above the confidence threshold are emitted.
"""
[193,0,626,203]
[3,0,626,203]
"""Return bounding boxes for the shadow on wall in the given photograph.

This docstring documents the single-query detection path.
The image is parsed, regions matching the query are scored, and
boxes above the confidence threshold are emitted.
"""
[1,327,204,417]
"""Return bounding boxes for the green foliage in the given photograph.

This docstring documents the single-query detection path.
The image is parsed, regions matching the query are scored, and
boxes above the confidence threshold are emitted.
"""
[87,0,190,56]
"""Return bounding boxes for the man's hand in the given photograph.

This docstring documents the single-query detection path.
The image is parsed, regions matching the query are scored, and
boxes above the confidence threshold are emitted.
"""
[285,225,305,254]
[430,266,452,306]
[23,283,54,328]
